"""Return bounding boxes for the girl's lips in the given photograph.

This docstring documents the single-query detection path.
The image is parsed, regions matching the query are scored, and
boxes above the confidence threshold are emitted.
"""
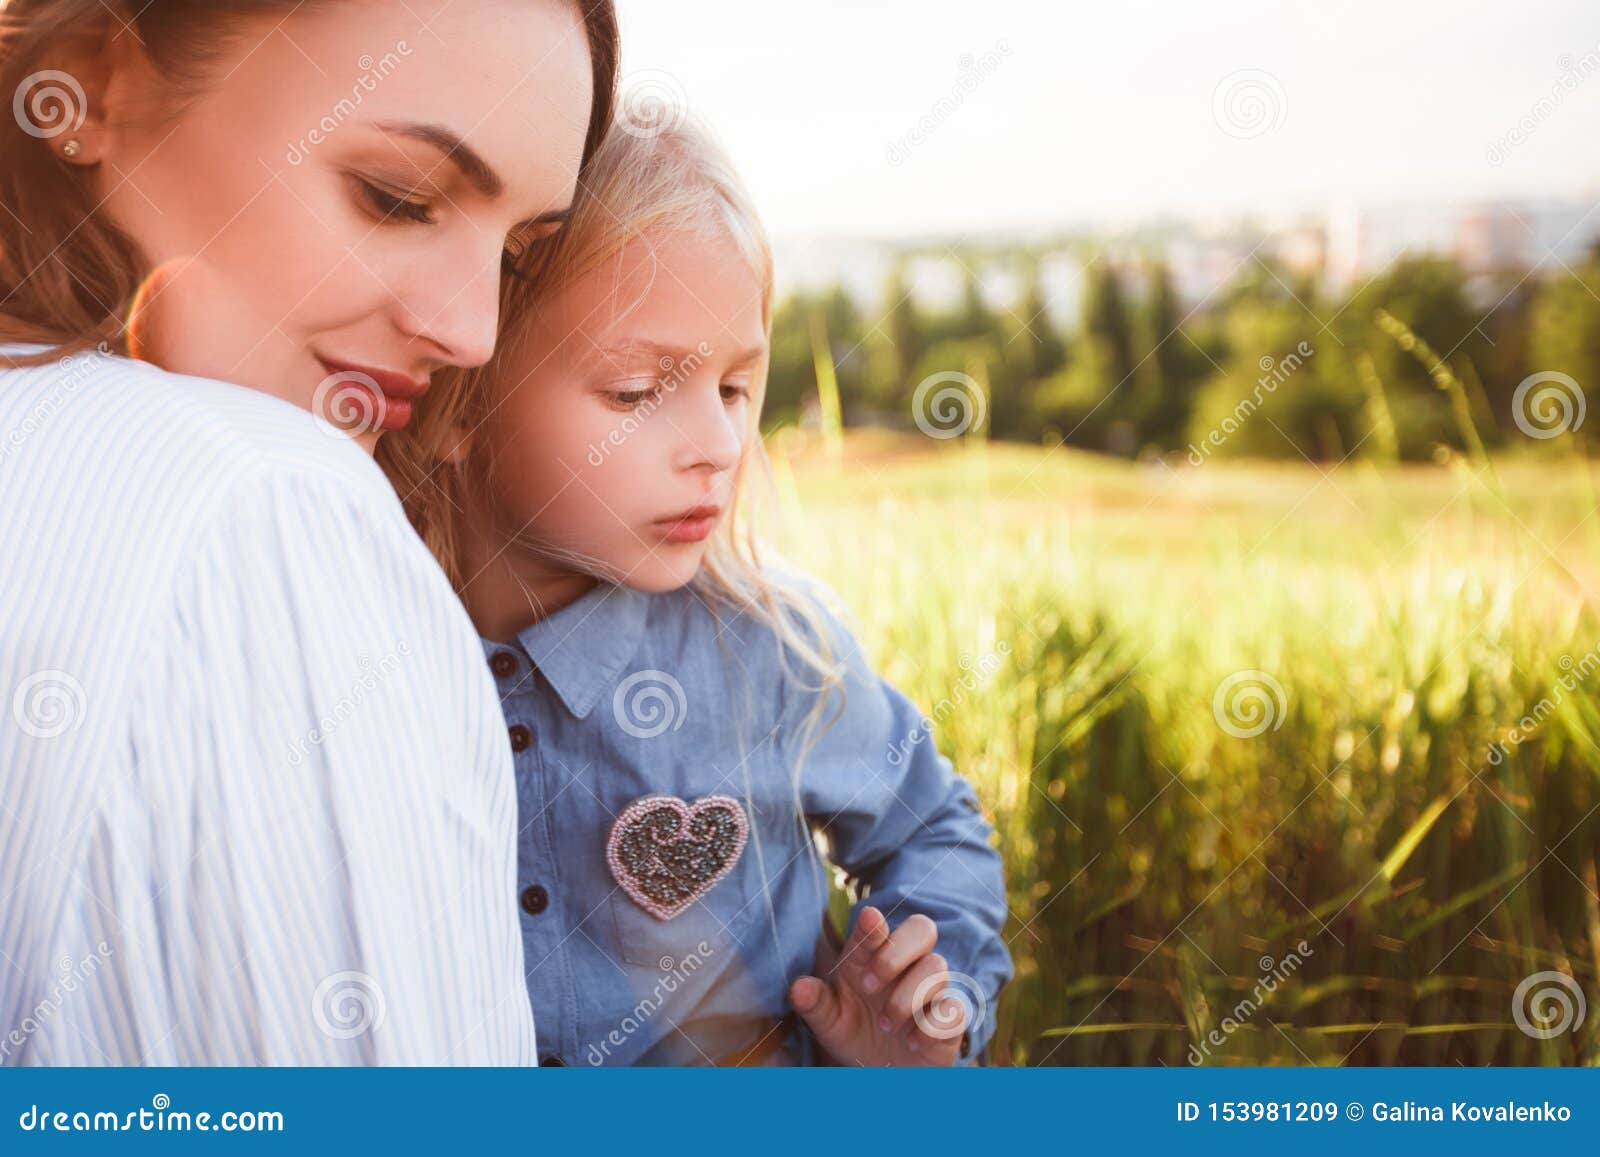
[654,514,718,543]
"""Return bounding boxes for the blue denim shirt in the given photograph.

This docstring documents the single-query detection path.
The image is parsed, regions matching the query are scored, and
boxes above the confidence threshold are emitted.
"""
[482,575,1012,1066]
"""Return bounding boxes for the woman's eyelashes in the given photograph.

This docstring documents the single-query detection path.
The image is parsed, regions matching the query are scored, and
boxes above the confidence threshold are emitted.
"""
[351,175,436,225]
[501,222,562,282]
[349,176,558,273]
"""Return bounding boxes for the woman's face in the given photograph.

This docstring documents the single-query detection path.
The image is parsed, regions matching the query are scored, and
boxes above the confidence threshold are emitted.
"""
[83,0,592,452]
[466,227,767,594]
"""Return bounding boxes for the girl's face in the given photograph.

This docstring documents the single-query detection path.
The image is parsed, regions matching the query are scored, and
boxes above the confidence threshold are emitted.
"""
[75,0,592,452]
[466,227,768,594]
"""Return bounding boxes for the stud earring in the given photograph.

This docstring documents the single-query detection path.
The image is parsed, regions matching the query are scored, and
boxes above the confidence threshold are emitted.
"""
[60,138,81,160]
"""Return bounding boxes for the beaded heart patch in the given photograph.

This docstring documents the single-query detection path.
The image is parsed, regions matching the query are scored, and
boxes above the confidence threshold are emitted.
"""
[606,793,749,921]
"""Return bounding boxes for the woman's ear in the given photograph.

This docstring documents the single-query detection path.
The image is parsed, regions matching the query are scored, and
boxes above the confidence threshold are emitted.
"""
[28,3,150,167]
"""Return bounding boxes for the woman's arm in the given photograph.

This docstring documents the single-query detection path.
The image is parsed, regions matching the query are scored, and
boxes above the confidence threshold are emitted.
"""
[98,467,534,1064]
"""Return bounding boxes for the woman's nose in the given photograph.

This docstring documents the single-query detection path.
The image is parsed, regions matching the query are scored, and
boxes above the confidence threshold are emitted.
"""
[394,241,503,369]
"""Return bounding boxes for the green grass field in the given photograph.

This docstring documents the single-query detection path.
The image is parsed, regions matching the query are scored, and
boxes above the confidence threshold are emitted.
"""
[773,430,1600,1066]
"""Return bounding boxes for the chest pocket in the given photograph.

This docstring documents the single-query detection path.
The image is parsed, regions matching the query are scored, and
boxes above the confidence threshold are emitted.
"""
[605,792,764,967]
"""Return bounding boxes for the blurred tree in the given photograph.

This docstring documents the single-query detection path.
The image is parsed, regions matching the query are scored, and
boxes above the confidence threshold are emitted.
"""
[1129,260,1207,450]
[1528,256,1600,431]
[1038,258,1139,452]
[861,259,926,418]
[990,258,1067,441]
[764,292,817,429]
[1334,256,1483,457]
[1186,299,1359,461]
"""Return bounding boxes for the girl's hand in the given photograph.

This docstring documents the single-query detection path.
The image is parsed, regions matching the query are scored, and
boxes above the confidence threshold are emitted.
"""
[788,906,968,1066]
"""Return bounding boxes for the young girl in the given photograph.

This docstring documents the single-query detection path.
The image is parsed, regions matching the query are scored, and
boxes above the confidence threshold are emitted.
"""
[378,117,1012,1066]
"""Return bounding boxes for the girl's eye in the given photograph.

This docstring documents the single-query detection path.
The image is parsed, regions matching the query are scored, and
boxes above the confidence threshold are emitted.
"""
[721,383,751,404]
[605,384,661,410]
[354,177,435,225]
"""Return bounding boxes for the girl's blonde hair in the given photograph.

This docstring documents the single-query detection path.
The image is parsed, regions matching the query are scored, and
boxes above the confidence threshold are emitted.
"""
[377,114,846,730]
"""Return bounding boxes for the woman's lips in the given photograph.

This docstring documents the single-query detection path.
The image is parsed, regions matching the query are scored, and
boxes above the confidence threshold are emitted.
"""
[314,357,428,432]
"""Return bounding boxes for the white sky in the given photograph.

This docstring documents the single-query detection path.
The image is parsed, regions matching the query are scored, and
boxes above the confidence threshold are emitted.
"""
[613,0,1600,242]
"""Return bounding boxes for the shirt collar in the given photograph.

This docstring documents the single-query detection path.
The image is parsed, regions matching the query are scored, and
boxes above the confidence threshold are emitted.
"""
[510,581,653,719]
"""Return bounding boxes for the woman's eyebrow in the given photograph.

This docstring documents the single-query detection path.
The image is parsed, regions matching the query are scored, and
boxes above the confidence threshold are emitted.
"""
[369,119,505,198]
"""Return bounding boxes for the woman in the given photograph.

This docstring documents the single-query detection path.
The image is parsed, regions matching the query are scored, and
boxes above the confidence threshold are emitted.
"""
[0,0,617,1064]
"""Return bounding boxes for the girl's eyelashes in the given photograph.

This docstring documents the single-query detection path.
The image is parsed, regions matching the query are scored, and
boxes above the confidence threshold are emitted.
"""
[602,382,662,410]
[600,379,752,411]
[351,175,436,225]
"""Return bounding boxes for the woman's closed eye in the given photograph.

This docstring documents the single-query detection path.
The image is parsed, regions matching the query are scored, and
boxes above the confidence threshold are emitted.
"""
[351,176,436,225]
[350,177,561,278]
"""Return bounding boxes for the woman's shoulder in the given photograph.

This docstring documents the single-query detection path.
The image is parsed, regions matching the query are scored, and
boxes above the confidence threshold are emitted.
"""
[0,345,384,497]
[4,342,376,473]
[0,347,432,656]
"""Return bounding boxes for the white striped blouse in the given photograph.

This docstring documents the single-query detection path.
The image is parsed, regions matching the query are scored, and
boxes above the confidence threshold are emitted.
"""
[0,345,537,1065]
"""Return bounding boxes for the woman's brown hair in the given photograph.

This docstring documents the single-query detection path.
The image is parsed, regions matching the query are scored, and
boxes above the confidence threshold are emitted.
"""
[0,0,619,364]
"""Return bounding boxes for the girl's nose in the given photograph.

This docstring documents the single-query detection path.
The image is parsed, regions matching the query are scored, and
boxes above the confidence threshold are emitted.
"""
[678,386,746,473]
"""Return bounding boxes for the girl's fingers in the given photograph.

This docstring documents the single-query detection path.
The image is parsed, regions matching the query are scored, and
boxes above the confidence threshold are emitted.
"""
[880,952,947,1035]
[789,975,848,1051]
[907,1014,966,1064]
[867,912,937,992]
[839,905,890,978]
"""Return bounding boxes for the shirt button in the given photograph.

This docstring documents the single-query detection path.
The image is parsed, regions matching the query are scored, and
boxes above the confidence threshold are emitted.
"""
[541,1054,565,1067]
[490,650,517,678]
[508,723,532,753]
[520,884,549,915]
